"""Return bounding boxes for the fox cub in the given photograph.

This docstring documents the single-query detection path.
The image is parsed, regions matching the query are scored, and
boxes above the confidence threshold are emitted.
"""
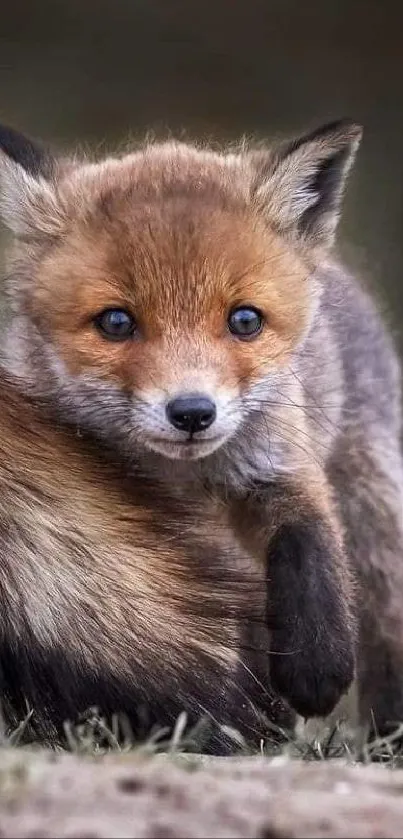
[0,119,402,749]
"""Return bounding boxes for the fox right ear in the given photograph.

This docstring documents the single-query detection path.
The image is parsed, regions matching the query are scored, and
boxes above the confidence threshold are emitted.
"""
[250,120,362,251]
[0,123,65,238]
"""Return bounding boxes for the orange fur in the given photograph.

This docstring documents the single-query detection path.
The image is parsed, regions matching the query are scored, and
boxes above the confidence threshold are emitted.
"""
[24,158,311,402]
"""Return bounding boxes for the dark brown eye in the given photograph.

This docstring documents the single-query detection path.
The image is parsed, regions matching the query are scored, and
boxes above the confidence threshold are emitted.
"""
[94,308,136,341]
[228,307,263,339]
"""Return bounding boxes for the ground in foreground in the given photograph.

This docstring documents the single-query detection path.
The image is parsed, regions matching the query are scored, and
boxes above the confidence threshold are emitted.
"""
[1,747,403,837]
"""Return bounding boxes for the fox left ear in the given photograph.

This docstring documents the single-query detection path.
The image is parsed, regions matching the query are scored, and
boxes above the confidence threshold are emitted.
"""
[250,120,363,249]
[0,123,65,238]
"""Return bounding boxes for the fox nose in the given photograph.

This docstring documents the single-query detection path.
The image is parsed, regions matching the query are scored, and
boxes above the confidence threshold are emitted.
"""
[166,394,217,433]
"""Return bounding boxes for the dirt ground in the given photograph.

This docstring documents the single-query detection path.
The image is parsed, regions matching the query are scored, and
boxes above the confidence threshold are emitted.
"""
[1,747,403,838]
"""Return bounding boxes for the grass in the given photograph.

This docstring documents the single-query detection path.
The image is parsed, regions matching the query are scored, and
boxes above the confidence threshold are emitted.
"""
[2,704,403,771]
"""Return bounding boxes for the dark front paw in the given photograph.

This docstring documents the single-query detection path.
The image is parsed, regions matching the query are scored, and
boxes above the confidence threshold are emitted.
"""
[269,631,355,719]
[267,520,356,719]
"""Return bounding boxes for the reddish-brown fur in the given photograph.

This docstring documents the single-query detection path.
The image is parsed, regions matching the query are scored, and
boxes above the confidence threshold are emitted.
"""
[24,155,310,402]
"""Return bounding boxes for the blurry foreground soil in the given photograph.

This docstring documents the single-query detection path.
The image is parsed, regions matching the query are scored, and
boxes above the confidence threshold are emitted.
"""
[1,748,403,837]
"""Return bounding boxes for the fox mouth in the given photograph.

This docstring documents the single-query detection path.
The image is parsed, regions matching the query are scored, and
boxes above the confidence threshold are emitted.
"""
[145,435,224,460]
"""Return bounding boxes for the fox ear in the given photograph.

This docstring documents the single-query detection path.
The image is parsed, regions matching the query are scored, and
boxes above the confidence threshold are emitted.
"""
[251,120,362,249]
[0,123,65,238]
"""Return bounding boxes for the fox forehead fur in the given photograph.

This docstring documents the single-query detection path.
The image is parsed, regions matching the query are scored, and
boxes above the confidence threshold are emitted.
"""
[0,121,361,480]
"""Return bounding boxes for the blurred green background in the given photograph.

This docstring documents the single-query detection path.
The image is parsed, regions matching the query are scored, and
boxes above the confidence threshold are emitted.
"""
[1,0,402,345]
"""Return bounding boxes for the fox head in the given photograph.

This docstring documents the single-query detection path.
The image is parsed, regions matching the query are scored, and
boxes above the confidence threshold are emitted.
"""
[0,121,361,465]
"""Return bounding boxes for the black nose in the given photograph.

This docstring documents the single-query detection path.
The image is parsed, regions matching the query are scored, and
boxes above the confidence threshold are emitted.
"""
[166,394,217,433]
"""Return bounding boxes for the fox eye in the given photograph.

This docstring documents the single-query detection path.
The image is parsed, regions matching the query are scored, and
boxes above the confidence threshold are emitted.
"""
[228,306,263,339]
[94,308,136,341]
